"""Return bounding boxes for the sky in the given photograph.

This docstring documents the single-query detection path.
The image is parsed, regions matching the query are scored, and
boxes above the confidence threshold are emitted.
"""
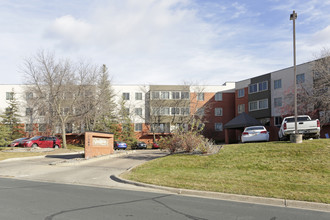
[1,0,330,85]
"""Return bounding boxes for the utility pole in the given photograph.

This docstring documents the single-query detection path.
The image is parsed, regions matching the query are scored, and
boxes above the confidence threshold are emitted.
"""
[290,10,302,143]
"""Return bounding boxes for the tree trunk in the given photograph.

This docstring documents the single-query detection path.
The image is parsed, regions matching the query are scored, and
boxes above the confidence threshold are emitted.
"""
[61,122,67,149]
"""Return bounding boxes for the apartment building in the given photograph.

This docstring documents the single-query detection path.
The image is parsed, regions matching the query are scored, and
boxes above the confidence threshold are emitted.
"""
[0,59,328,143]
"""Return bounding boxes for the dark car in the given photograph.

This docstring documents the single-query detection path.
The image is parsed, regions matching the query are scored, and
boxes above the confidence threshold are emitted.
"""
[10,137,29,147]
[132,141,147,150]
[23,136,61,148]
[152,142,160,149]
[114,141,127,150]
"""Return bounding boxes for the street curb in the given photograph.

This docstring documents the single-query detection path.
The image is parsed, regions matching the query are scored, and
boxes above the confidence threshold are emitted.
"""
[112,174,330,213]
[0,150,135,164]
[52,150,136,166]
[0,151,85,163]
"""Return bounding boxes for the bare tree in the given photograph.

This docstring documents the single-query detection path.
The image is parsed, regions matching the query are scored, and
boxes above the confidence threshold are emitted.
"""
[22,50,98,148]
[311,48,330,126]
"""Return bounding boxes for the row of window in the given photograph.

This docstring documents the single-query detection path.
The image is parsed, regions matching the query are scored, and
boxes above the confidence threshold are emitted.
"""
[237,73,305,98]
[151,107,190,116]
[122,92,143,101]
[133,123,223,132]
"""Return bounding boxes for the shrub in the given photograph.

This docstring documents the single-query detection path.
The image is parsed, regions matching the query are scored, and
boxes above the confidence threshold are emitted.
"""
[158,119,213,154]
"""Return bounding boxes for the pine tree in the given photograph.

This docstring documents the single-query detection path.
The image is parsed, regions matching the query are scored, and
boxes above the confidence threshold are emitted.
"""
[1,90,24,140]
[118,98,137,147]
[0,124,11,147]
[93,64,118,134]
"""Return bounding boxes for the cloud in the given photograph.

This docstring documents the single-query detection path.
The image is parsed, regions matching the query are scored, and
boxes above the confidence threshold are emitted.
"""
[48,15,92,44]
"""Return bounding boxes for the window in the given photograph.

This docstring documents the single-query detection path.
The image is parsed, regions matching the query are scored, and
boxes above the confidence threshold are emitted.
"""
[181,107,190,115]
[258,81,268,92]
[38,124,46,132]
[26,92,33,100]
[274,97,282,107]
[196,107,204,116]
[238,89,244,98]
[249,81,268,93]
[259,99,268,109]
[274,116,283,126]
[249,84,258,93]
[39,107,46,116]
[152,107,160,115]
[249,99,268,111]
[26,108,33,116]
[171,107,180,115]
[274,79,282,89]
[122,93,130,100]
[215,92,222,101]
[135,108,142,116]
[197,93,204,101]
[161,91,170,99]
[125,108,130,115]
[134,123,142,132]
[161,107,170,115]
[152,91,160,99]
[25,124,33,132]
[172,91,180,99]
[181,92,189,99]
[297,73,305,84]
[215,123,223,131]
[152,123,165,133]
[249,101,258,111]
[6,92,14,100]
[135,92,142,100]
[63,107,69,115]
[215,108,223,116]
[238,104,245,114]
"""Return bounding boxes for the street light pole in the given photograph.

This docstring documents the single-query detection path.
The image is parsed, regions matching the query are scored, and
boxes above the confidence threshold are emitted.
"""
[290,10,298,136]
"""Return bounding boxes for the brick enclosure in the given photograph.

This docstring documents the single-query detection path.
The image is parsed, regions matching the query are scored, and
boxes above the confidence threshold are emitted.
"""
[84,132,114,159]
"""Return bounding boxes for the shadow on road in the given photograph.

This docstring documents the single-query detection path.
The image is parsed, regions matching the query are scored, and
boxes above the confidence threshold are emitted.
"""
[46,153,84,160]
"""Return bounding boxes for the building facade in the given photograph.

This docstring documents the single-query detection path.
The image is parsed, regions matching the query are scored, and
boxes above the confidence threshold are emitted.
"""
[0,59,328,144]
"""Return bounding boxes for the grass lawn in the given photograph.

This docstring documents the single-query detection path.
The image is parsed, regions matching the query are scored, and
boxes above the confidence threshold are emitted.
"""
[0,144,84,161]
[122,139,330,203]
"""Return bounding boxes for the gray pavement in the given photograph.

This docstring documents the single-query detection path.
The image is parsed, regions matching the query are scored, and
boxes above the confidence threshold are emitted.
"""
[0,149,329,213]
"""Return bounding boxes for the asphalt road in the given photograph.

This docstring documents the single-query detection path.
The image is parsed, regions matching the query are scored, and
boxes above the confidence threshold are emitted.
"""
[0,149,329,219]
[1,177,329,220]
[0,150,169,191]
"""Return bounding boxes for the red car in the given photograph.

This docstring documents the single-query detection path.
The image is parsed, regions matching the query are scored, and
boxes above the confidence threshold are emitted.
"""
[24,136,61,148]
[152,142,160,149]
[10,137,29,147]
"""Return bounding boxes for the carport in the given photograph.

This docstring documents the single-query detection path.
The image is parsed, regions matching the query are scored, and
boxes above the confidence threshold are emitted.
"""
[224,112,261,144]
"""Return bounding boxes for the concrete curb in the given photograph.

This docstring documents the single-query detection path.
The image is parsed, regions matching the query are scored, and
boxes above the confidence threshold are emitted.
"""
[0,151,85,163]
[112,174,330,213]
[52,150,136,166]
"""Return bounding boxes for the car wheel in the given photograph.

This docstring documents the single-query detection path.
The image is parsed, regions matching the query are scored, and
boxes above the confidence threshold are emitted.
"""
[54,145,59,149]
[32,144,38,148]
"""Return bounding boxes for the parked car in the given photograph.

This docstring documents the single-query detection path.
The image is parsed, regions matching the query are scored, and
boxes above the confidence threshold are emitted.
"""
[241,126,269,143]
[114,141,127,150]
[152,142,160,149]
[132,141,147,150]
[10,137,29,147]
[23,136,61,148]
[278,115,320,140]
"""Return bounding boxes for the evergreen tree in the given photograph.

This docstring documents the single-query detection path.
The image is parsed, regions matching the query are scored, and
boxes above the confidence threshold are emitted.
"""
[1,90,24,140]
[0,124,11,147]
[93,64,118,134]
[118,98,137,147]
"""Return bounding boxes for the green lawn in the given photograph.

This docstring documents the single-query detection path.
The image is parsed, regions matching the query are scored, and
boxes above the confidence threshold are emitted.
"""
[0,144,84,161]
[122,139,330,203]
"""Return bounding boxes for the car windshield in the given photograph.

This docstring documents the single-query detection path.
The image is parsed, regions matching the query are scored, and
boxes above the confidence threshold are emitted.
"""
[30,136,42,140]
[245,126,265,131]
